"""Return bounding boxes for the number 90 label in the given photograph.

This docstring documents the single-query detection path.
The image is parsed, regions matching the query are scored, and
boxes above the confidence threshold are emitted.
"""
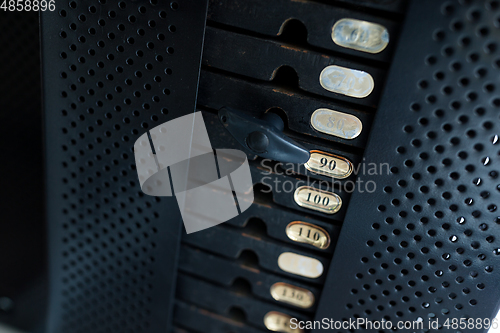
[293,186,342,214]
[305,150,353,179]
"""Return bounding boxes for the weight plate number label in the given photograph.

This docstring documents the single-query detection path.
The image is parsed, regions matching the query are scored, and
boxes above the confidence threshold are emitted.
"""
[305,150,354,179]
[310,108,362,139]
[332,18,389,54]
[294,186,342,214]
[264,311,304,333]
[319,65,374,98]
[286,221,330,250]
[277,252,324,279]
[270,282,315,308]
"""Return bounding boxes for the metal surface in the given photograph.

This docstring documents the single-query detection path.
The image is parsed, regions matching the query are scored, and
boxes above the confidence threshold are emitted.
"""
[315,0,500,331]
[203,27,385,107]
[277,252,325,279]
[218,107,310,164]
[286,221,331,250]
[332,18,390,54]
[207,0,402,62]
[178,242,322,313]
[264,311,304,333]
[41,1,208,332]
[270,282,316,309]
[310,108,363,139]
[319,65,375,98]
[177,274,308,331]
[184,222,330,283]
[198,71,373,149]
[37,0,412,332]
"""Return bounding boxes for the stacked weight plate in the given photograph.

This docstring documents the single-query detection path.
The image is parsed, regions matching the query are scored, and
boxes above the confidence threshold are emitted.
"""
[174,1,407,332]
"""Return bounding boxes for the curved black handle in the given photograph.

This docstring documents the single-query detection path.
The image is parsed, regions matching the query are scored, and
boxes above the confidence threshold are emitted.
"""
[218,107,310,164]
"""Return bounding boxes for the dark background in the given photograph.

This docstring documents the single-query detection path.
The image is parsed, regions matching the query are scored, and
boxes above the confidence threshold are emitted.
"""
[0,11,46,332]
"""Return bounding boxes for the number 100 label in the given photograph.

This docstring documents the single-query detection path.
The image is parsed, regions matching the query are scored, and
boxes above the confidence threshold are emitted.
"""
[293,186,342,214]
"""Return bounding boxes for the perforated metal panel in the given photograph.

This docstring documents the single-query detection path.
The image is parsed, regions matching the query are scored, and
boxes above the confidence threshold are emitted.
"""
[315,0,500,331]
[41,1,208,332]
[41,0,500,332]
